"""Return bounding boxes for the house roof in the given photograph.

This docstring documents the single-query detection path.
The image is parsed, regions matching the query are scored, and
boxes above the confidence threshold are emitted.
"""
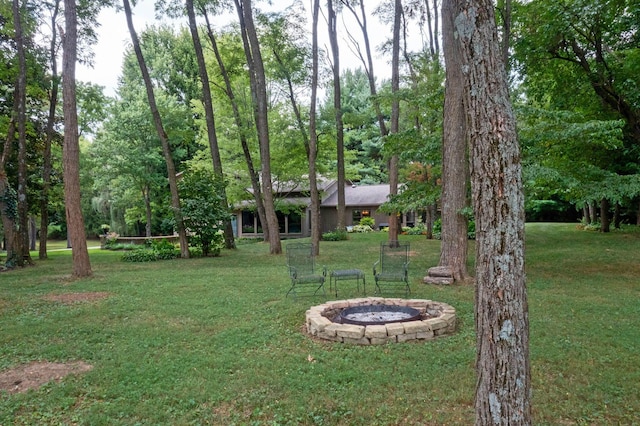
[321,184,391,207]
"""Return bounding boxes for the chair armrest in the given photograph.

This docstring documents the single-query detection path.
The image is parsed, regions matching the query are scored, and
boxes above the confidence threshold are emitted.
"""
[288,265,297,278]
[321,265,327,277]
[373,260,380,275]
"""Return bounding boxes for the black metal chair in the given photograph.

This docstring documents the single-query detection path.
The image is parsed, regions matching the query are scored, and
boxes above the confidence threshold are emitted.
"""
[373,241,410,297]
[286,243,326,298]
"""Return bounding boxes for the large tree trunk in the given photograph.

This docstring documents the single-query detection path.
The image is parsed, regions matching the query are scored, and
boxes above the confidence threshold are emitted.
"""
[328,0,346,231]
[387,0,402,243]
[439,0,470,283]
[186,0,235,250]
[308,0,321,254]
[235,0,282,254]
[40,0,61,260]
[123,0,189,258]
[202,9,268,243]
[62,0,92,277]
[452,0,531,423]
[13,0,31,266]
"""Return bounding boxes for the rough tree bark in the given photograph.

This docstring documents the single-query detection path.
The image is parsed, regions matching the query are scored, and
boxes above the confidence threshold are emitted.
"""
[186,0,235,250]
[439,0,470,283]
[452,0,531,423]
[122,0,189,258]
[62,0,92,277]
[13,0,31,266]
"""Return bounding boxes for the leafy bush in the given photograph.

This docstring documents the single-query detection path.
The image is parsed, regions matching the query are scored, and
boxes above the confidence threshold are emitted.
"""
[103,232,121,249]
[358,217,375,228]
[432,217,476,240]
[150,239,180,260]
[121,248,159,262]
[322,229,348,241]
[349,224,374,233]
[121,239,179,262]
[177,169,231,256]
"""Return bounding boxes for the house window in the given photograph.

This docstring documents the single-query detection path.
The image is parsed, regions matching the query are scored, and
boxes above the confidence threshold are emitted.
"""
[241,211,262,234]
[276,210,303,234]
[352,209,371,224]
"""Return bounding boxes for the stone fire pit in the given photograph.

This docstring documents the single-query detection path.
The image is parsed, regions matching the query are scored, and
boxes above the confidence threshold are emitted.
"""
[306,297,456,345]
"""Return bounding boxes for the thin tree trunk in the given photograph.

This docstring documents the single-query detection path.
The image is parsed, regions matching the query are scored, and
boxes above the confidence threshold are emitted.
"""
[328,0,346,231]
[600,198,610,232]
[236,0,281,254]
[439,0,469,282]
[341,0,388,137]
[387,0,402,243]
[1,114,17,267]
[186,0,235,249]
[201,9,269,243]
[62,0,92,277]
[309,0,321,254]
[143,185,152,237]
[122,0,189,258]
[452,0,531,423]
[40,0,61,260]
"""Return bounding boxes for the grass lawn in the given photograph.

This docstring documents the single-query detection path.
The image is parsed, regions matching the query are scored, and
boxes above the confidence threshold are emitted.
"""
[0,223,639,425]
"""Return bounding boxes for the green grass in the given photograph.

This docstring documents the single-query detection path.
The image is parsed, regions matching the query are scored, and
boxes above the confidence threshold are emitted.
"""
[1,223,639,425]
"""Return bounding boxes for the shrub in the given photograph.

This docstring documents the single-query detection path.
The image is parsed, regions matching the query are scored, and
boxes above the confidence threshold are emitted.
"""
[322,229,348,241]
[121,239,179,262]
[349,224,374,233]
[359,217,375,228]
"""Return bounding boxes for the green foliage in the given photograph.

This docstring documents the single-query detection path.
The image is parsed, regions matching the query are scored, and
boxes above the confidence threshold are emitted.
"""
[358,216,375,227]
[348,224,374,233]
[0,186,17,220]
[178,168,230,256]
[321,229,348,241]
[121,239,179,262]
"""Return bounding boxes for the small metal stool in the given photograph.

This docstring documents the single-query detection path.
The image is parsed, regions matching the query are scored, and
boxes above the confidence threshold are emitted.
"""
[329,269,366,297]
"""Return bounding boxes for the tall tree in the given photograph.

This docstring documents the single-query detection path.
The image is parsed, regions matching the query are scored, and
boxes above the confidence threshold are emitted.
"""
[308,0,321,254]
[438,0,469,282]
[234,0,281,254]
[12,0,32,266]
[452,0,531,423]
[39,0,62,260]
[200,10,269,243]
[122,0,189,258]
[386,0,402,242]
[62,0,92,276]
[327,0,346,231]
[185,0,235,249]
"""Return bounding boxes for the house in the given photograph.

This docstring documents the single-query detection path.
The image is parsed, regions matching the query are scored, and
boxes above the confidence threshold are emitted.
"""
[233,180,416,239]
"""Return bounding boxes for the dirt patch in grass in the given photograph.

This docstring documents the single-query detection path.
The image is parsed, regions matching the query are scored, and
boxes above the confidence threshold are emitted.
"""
[42,291,110,304]
[0,361,93,394]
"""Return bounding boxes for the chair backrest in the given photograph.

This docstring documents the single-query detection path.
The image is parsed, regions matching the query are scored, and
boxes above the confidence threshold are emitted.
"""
[380,241,409,272]
[286,243,316,275]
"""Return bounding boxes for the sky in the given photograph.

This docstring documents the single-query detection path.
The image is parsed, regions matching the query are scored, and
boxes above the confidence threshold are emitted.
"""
[75,0,410,98]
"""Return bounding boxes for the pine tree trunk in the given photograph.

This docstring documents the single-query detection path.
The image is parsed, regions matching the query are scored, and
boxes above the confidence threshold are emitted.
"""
[62,0,92,277]
[452,0,531,423]
[387,0,402,243]
[440,0,470,283]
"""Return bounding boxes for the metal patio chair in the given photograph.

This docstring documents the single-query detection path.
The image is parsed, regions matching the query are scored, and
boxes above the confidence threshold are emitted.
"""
[373,240,410,297]
[286,243,326,298]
